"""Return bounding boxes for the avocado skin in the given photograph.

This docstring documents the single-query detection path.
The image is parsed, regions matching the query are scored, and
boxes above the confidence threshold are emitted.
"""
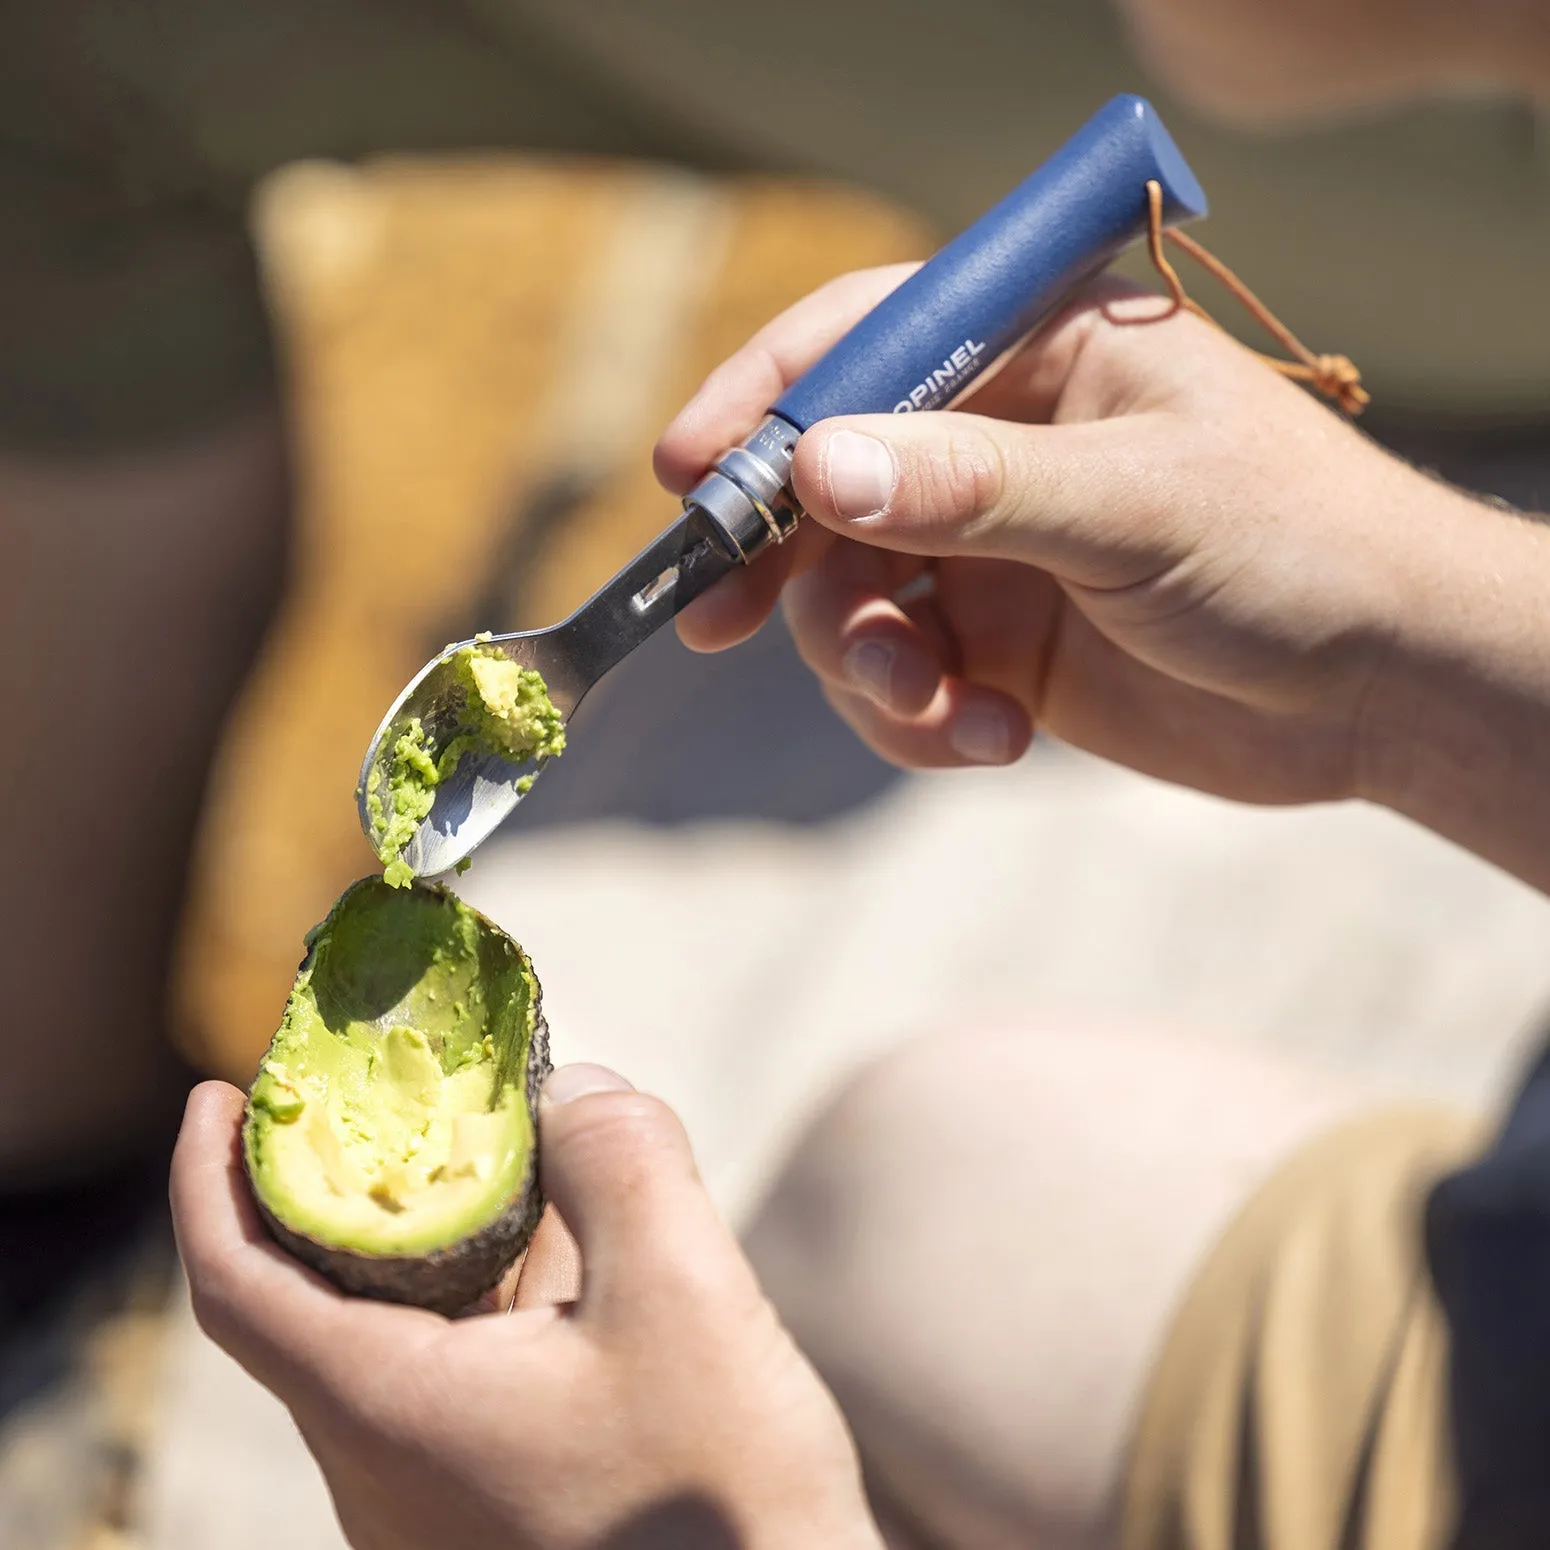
[244,881,552,1317]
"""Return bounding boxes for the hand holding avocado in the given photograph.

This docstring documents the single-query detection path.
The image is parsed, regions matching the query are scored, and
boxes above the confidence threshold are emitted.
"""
[167,223,1550,1548]
[174,1068,885,1550]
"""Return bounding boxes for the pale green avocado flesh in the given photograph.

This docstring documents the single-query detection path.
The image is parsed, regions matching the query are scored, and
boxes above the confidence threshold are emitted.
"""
[366,642,566,889]
[245,878,541,1262]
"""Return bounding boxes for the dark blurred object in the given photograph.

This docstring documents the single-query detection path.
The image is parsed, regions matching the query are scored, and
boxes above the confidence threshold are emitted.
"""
[509,611,902,832]
[0,1171,176,1548]
[1370,412,1550,516]
[1429,1026,1550,1547]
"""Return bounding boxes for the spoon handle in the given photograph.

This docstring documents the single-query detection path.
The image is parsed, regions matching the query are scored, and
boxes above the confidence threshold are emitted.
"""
[685,94,1207,567]
[776,94,1206,429]
[561,98,1207,696]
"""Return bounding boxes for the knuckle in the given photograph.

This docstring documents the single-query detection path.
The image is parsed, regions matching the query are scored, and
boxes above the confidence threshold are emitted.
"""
[788,622,832,682]
[556,1093,688,1177]
[815,268,874,308]
[899,423,1009,534]
[758,266,917,354]
[184,1254,286,1386]
[819,264,915,315]
[779,572,845,679]
[184,1246,245,1340]
[818,683,919,772]
[723,344,781,404]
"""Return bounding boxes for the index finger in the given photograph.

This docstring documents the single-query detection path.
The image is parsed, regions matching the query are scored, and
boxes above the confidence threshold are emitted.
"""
[170,1082,443,1405]
[653,262,919,495]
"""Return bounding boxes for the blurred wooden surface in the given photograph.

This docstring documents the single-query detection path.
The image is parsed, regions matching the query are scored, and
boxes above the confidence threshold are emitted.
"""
[171,156,931,1083]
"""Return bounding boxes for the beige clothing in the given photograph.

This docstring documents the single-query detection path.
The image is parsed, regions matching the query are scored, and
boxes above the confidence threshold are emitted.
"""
[1125,1108,1486,1550]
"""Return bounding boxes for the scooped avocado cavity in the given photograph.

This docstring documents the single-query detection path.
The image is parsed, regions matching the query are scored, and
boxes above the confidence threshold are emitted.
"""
[366,641,565,888]
[244,877,550,1310]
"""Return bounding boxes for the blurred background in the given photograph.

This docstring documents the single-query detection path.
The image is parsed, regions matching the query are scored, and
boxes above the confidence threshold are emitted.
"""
[172,156,931,1086]
[3,2,1550,1545]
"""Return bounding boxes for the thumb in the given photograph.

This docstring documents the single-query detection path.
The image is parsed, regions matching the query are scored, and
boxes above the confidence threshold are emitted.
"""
[791,410,1185,591]
[538,1064,753,1329]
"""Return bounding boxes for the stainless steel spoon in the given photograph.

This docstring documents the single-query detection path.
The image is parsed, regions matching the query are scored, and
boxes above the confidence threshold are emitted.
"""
[356,500,755,880]
[355,96,1207,878]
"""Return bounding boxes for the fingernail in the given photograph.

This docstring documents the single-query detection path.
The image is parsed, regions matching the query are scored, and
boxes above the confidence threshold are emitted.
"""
[542,1064,635,1106]
[843,639,897,709]
[949,700,1015,765]
[824,431,896,519]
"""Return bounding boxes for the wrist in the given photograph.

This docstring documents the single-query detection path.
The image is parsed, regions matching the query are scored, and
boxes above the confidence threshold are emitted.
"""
[1356,484,1550,887]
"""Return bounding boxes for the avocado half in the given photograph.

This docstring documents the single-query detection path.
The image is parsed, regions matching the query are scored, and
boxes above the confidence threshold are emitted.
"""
[243,877,550,1315]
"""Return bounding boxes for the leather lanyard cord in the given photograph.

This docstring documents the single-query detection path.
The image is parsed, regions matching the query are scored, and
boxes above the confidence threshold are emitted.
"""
[1144,178,1370,417]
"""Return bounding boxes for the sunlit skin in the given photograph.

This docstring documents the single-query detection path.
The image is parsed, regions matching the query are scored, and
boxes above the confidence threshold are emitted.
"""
[171,5,1550,1544]
[1114,0,1550,126]
[181,276,1550,1548]
[661,273,1550,895]
[173,1068,884,1550]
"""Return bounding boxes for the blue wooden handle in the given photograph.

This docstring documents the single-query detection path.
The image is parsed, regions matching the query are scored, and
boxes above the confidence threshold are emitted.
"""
[772,95,1206,429]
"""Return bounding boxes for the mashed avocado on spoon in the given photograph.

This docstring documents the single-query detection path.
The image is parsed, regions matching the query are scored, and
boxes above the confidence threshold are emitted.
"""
[365,640,565,888]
